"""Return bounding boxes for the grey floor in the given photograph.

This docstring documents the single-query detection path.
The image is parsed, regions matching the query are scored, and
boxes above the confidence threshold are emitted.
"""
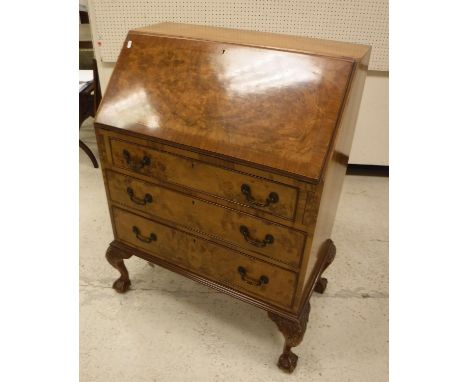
[80,118,389,382]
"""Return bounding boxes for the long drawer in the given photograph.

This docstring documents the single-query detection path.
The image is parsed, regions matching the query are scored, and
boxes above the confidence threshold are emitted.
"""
[109,138,298,221]
[112,207,297,308]
[107,170,305,268]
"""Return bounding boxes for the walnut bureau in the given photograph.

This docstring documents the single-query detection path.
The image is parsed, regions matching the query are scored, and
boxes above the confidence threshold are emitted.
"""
[94,22,370,373]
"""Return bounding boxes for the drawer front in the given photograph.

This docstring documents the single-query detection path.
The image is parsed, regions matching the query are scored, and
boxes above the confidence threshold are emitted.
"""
[107,170,305,268]
[110,138,297,221]
[112,207,297,308]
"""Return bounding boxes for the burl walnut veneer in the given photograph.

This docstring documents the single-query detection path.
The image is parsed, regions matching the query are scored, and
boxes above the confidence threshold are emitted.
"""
[94,22,370,373]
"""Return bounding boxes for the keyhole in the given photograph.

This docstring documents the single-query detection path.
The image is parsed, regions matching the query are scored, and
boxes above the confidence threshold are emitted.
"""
[222,49,225,54]
[192,200,195,205]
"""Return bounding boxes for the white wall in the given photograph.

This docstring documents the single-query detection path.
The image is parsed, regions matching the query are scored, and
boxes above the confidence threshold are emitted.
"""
[350,71,389,165]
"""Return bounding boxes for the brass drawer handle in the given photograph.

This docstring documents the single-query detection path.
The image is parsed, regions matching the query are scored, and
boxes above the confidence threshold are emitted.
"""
[126,187,153,205]
[241,184,278,207]
[122,149,151,170]
[237,266,269,286]
[240,225,274,248]
[132,226,157,243]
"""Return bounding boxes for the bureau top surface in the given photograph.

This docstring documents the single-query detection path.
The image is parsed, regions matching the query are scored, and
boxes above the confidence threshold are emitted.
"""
[96,23,369,182]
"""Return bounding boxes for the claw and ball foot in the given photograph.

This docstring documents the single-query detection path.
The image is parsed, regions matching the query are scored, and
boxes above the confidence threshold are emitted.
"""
[268,240,336,373]
[268,302,311,373]
[313,239,336,294]
[105,243,133,293]
[112,277,131,293]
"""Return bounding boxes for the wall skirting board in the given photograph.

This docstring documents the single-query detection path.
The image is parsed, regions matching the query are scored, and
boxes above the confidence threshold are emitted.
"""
[347,165,389,177]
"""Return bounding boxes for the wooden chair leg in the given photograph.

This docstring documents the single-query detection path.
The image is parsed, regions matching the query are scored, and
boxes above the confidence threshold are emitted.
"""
[79,139,99,168]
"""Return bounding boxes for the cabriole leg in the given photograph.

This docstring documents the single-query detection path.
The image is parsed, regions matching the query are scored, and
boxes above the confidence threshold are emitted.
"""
[268,302,311,373]
[314,239,337,294]
[105,243,133,293]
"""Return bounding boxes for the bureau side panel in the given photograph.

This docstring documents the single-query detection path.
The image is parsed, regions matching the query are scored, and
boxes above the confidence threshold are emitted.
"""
[297,51,371,303]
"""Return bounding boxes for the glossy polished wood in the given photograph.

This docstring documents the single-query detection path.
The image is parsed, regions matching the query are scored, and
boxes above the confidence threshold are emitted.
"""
[300,49,371,300]
[134,23,371,61]
[107,170,305,267]
[95,23,371,374]
[96,33,353,181]
[109,138,298,220]
[112,207,297,308]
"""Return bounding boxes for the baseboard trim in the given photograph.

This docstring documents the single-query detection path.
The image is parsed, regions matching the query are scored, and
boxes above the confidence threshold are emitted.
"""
[346,164,389,177]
